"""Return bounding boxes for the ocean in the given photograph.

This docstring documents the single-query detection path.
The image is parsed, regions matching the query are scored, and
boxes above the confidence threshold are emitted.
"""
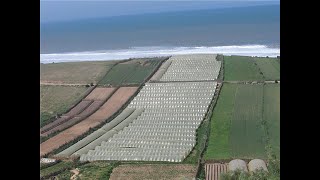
[40,5,280,63]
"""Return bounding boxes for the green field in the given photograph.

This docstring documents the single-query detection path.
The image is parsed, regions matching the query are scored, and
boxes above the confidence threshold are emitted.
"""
[224,56,264,81]
[263,84,280,158]
[224,56,280,81]
[40,61,116,84]
[98,58,163,86]
[204,83,280,160]
[40,85,89,127]
[204,84,237,159]
[254,57,280,80]
[229,85,266,158]
[46,161,114,180]
[40,161,74,179]
[75,161,114,179]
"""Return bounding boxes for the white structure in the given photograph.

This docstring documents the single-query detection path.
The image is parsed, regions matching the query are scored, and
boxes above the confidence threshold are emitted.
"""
[79,54,221,162]
[248,159,268,172]
[228,159,248,172]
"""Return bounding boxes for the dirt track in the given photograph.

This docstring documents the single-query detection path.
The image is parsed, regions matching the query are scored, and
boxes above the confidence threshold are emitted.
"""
[40,87,138,157]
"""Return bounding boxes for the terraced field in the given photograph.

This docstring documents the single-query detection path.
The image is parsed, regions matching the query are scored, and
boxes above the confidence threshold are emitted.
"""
[40,61,116,84]
[98,58,164,86]
[40,87,116,136]
[74,54,220,162]
[40,85,89,127]
[40,87,138,157]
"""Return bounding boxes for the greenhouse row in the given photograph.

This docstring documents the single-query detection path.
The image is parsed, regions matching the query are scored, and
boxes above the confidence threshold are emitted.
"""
[79,81,217,162]
[159,54,221,81]
[61,55,221,162]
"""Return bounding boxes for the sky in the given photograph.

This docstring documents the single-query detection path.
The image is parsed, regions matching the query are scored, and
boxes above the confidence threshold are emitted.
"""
[40,0,280,23]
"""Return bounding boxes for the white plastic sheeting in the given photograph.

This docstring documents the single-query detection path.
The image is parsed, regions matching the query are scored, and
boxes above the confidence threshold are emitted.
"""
[79,54,221,162]
[159,54,221,81]
[56,108,135,157]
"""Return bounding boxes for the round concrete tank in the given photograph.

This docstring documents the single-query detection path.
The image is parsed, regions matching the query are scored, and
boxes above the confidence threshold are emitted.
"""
[248,159,268,172]
[228,159,248,172]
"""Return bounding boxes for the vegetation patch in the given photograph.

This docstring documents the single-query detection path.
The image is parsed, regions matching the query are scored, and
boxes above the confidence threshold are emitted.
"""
[40,61,116,84]
[254,57,280,80]
[224,56,264,81]
[204,83,279,160]
[40,85,89,127]
[98,57,164,86]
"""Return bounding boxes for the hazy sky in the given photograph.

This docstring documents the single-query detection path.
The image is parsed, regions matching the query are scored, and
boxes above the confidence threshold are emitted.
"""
[40,1,280,23]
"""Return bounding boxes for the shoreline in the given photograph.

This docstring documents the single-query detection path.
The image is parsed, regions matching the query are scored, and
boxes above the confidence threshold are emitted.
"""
[40,45,280,64]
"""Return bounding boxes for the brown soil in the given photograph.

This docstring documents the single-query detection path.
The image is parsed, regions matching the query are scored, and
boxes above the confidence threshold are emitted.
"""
[84,87,116,101]
[64,100,93,117]
[205,163,228,180]
[40,87,138,157]
[109,164,196,180]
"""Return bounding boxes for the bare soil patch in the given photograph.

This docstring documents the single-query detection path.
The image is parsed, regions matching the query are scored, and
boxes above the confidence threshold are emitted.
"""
[109,164,196,180]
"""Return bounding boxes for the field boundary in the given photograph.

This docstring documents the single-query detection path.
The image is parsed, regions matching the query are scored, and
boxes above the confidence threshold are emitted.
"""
[194,81,223,178]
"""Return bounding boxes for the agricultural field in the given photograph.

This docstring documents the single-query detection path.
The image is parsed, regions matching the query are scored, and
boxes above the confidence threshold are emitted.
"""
[98,58,164,86]
[73,161,115,180]
[254,57,280,80]
[40,161,115,179]
[263,84,280,158]
[40,61,116,84]
[224,56,280,81]
[40,87,138,157]
[40,161,74,179]
[229,85,266,158]
[40,85,89,127]
[224,56,264,81]
[40,87,115,136]
[109,164,197,180]
[204,83,280,160]
[204,84,237,159]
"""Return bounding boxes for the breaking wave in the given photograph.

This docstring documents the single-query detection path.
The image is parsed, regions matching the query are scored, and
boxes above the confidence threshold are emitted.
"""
[40,45,280,63]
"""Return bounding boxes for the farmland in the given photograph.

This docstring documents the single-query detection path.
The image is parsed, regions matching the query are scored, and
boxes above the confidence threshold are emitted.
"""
[40,161,74,179]
[98,57,164,86]
[40,87,116,137]
[254,57,280,80]
[224,56,280,81]
[40,61,116,84]
[224,56,264,81]
[204,83,280,160]
[40,87,138,157]
[229,84,266,159]
[40,85,89,127]
[263,84,280,158]
[74,161,115,180]
[40,54,279,179]
[109,164,197,180]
